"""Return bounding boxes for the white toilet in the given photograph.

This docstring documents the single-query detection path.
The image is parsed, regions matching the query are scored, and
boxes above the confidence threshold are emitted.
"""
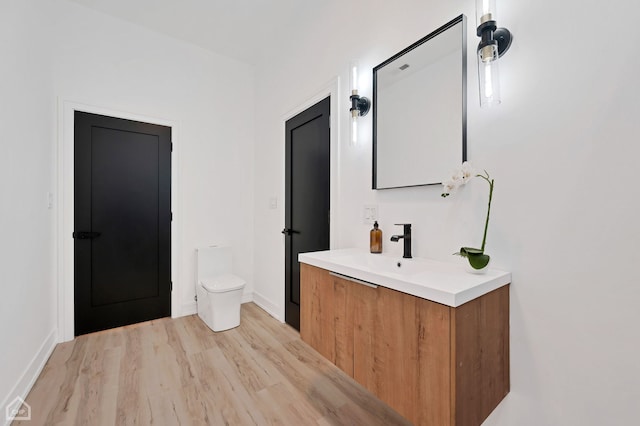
[196,246,246,332]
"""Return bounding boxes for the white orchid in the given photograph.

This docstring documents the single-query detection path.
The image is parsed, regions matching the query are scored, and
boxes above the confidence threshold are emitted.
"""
[440,162,495,271]
[441,180,457,195]
[460,161,474,180]
[441,161,474,197]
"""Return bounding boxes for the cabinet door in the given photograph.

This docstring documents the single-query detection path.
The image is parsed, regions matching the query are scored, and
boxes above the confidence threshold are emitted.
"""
[415,296,452,425]
[300,264,335,362]
[331,274,379,382]
[374,287,452,425]
[333,276,354,376]
[372,287,420,420]
[351,280,378,391]
[451,285,509,426]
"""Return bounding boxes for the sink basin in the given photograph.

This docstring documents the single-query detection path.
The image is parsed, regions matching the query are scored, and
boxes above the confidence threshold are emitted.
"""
[338,252,425,276]
[298,248,511,307]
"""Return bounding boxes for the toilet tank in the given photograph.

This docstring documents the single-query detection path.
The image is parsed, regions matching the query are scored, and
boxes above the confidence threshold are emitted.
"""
[196,246,233,282]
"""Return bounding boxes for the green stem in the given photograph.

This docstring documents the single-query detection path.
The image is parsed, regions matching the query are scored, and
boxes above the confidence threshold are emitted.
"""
[477,172,493,252]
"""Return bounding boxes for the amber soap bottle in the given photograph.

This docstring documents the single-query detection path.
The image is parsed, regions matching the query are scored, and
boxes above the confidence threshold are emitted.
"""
[370,221,382,253]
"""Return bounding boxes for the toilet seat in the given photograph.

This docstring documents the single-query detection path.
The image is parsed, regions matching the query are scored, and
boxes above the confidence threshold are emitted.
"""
[200,273,245,293]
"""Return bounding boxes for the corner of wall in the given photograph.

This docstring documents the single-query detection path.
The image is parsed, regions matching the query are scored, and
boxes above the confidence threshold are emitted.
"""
[1,329,57,426]
[252,292,283,323]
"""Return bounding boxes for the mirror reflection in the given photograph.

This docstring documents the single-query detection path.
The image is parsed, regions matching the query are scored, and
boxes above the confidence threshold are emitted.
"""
[373,15,467,189]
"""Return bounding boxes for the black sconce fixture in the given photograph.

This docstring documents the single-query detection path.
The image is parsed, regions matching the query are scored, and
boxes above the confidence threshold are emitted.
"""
[476,0,512,107]
[350,92,371,119]
[349,62,370,144]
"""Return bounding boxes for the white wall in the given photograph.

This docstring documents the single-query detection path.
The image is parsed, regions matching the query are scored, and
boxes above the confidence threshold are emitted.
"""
[51,0,256,318]
[252,0,640,424]
[1,0,255,410]
[0,0,57,415]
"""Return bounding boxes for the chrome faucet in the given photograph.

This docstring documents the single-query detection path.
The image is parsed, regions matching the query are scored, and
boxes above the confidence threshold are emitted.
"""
[390,223,412,259]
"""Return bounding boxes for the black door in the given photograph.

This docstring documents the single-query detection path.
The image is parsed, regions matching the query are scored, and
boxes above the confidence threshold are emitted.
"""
[284,97,331,330]
[74,111,171,336]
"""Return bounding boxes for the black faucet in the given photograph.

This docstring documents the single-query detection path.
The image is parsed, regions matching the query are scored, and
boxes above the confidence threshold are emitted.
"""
[390,224,412,259]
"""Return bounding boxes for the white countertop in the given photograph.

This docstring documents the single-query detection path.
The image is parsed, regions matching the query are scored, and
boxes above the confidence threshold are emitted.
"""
[298,248,511,307]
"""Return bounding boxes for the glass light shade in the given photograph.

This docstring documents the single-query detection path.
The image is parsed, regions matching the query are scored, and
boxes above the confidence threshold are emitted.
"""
[351,113,358,145]
[350,61,360,145]
[476,0,497,26]
[350,61,359,91]
[478,45,501,107]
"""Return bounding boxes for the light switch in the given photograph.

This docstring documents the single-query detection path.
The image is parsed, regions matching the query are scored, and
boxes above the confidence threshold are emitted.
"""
[363,204,378,223]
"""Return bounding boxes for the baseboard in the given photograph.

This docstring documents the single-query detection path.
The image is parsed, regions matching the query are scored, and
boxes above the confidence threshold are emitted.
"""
[241,292,253,304]
[252,291,283,323]
[181,301,197,316]
[1,328,57,426]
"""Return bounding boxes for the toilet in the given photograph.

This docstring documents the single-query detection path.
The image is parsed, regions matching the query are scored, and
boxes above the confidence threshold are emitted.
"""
[196,246,246,332]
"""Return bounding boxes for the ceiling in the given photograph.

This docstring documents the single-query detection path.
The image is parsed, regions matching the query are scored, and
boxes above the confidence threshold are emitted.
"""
[69,0,310,64]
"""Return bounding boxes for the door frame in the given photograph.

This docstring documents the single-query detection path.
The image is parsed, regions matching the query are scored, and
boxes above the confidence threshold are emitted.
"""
[279,77,341,322]
[56,99,181,342]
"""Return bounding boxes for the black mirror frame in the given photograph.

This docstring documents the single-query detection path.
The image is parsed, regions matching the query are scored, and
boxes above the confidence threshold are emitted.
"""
[372,14,467,190]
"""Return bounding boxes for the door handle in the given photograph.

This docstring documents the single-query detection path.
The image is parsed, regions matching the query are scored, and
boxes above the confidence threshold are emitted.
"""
[281,228,300,236]
[73,231,101,239]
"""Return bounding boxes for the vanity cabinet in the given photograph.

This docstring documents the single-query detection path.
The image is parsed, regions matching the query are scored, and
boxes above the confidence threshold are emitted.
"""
[300,263,509,426]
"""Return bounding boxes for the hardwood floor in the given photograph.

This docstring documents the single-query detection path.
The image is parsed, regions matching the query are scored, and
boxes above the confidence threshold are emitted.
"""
[15,303,411,426]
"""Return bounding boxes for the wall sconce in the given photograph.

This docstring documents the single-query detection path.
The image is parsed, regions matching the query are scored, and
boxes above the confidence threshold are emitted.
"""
[349,62,370,144]
[476,0,512,107]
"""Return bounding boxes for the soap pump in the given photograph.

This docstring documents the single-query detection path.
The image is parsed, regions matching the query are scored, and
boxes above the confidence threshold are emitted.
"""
[370,221,382,253]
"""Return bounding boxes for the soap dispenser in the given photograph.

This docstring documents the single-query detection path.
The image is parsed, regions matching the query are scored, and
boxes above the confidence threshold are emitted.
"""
[370,221,382,253]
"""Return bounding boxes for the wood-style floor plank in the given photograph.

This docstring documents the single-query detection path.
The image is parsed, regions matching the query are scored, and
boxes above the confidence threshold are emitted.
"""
[14,303,410,426]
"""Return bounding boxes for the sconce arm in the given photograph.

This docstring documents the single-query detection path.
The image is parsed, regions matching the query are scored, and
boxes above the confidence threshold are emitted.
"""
[477,19,512,58]
[350,93,371,117]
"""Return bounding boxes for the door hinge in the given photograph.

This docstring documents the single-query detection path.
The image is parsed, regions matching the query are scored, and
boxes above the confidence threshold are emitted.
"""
[194,295,198,302]
[328,115,331,128]
[170,142,173,152]
[171,212,173,221]
[170,281,173,291]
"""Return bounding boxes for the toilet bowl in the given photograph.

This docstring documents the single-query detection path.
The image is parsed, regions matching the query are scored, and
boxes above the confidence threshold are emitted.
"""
[196,246,246,332]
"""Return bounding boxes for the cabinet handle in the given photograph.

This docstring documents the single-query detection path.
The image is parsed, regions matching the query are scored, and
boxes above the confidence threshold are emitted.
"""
[329,272,378,289]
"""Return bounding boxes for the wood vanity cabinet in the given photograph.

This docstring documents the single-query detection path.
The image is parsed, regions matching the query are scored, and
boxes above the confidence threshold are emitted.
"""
[300,263,509,426]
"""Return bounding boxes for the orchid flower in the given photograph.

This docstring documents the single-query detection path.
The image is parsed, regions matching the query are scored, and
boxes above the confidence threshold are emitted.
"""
[441,162,494,270]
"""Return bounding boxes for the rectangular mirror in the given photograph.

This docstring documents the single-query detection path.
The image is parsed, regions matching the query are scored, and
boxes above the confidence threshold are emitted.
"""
[373,15,467,189]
